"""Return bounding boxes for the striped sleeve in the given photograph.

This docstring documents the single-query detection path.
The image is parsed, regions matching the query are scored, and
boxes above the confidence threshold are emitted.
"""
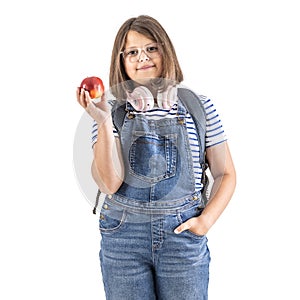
[203,98,227,148]
[91,121,98,147]
[91,99,120,148]
[91,121,119,148]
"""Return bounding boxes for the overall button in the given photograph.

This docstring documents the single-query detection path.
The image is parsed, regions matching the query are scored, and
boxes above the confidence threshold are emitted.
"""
[192,195,198,201]
[103,204,109,210]
[108,195,112,199]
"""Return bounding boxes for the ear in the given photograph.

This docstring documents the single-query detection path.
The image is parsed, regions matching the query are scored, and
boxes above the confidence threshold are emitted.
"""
[127,86,154,112]
[157,85,177,109]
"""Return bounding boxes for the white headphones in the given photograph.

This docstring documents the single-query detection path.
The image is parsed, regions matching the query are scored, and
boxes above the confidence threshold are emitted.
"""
[126,85,177,112]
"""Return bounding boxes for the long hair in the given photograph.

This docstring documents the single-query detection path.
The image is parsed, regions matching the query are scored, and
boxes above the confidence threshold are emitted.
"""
[109,15,184,100]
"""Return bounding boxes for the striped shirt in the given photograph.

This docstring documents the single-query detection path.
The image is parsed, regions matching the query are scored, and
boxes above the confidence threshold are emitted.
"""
[92,97,226,192]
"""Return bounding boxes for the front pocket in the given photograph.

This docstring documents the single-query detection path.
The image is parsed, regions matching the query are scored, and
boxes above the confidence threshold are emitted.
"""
[177,205,205,239]
[129,132,177,183]
[99,202,126,234]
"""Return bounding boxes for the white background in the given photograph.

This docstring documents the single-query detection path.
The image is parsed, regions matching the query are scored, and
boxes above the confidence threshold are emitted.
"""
[1,0,299,299]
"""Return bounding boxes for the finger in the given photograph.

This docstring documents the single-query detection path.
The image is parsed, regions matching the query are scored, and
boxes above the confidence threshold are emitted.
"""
[79,89,91,108]
[174,220,192,234]
[76,87,81,103]
[84,90,93,105]
[76,87,87,107]
[77,88,86,107]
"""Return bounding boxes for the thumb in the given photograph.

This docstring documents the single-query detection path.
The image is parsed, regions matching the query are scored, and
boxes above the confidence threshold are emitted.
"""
[174,221,192,234]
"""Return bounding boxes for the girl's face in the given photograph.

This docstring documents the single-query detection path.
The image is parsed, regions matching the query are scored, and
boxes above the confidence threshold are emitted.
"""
[122,30,163,85]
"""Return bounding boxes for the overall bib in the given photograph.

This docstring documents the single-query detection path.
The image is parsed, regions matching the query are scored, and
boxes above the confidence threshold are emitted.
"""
[99,100,210,300]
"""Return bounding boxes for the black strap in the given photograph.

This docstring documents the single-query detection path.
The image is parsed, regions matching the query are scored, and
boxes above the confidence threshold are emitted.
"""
[93,189,101,214]
[112,102,127,133]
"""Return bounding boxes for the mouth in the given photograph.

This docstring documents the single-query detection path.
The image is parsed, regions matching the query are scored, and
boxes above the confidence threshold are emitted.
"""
[137,64,155,71]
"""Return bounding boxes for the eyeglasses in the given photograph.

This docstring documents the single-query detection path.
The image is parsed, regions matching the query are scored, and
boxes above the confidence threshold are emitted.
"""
[120,43,162,63]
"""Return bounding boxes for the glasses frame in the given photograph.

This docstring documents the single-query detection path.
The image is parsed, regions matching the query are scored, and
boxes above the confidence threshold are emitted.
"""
[120,42,163,63]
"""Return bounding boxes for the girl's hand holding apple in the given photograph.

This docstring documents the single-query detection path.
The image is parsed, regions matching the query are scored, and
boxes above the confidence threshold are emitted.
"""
[76,76,111,124]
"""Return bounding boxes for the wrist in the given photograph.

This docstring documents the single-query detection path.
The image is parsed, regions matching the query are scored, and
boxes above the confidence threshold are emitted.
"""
[199,211,215,231]
[96,114,113,131]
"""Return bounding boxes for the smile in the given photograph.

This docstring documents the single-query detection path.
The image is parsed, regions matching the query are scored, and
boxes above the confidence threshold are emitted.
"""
[137,65,155,70]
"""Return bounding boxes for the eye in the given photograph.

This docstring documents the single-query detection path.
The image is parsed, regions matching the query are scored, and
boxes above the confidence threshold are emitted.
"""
[125,49,139,57]
[146,45,159,53]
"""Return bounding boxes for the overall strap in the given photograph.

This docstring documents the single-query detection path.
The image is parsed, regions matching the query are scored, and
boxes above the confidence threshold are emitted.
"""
[112,89,207,141]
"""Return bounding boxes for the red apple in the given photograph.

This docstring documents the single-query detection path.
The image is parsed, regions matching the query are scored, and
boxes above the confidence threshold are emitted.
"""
[80,76,104,99]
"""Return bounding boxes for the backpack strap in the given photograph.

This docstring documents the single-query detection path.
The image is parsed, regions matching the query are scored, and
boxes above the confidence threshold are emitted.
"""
[177,87,210,204]
[93,189,101,214]
[111,101,127,133]
[177,87,206,164]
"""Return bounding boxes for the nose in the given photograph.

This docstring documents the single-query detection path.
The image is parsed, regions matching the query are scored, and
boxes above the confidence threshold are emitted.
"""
[138,49,150,62]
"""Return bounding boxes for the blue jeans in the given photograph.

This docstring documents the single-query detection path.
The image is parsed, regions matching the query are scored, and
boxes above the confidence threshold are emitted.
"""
[99,198,210,300]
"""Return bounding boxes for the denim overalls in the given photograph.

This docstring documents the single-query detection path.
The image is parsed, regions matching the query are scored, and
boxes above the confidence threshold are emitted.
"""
[99,100,210,300]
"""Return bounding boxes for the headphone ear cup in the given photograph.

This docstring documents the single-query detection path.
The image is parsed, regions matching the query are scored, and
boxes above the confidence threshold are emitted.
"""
[157,85,177,109]
[127,86,154,112]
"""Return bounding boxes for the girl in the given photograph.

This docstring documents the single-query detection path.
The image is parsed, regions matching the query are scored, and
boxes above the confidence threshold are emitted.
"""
[77,15,236,300]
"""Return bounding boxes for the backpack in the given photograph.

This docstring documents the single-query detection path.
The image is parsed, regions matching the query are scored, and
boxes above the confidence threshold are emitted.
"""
[93,87,210,214]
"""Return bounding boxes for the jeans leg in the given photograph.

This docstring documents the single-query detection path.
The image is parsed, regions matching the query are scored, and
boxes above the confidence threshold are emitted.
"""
[100,221,157,300]
[154,214,210,300]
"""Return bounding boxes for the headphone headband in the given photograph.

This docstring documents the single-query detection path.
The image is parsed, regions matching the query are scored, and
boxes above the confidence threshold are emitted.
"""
[127,85,177,112]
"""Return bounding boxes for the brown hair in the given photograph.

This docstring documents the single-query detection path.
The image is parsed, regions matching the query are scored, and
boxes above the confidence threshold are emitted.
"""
[109,15,184,100]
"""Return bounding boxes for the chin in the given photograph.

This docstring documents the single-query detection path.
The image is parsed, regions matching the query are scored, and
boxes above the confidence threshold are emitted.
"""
[134,76,160,86]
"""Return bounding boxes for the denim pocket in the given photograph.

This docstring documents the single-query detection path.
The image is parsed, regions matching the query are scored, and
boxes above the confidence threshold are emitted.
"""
[99,201,126,234]
[177,205,205,239]
[129,131,177,183]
